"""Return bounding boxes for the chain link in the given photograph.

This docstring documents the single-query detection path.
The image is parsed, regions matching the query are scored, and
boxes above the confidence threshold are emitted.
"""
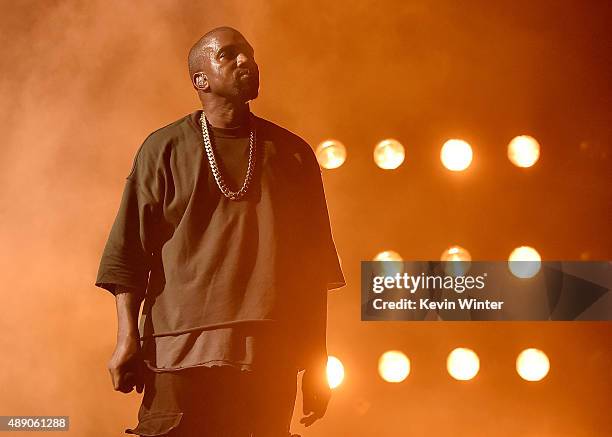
[200,112,257,201]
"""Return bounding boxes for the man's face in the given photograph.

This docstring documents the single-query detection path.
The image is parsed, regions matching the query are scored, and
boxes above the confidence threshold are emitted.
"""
[200,30,259,102]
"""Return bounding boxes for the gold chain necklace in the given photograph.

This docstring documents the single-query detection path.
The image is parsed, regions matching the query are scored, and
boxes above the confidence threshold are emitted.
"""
[200,112,257,201]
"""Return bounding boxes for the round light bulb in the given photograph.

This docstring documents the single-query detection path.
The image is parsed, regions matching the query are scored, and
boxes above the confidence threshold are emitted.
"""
[516,348,550,381]
[508,246,541,278]
[374,139,405,170]
[447,348,480,381]
[440,245,471,275]
[440,245,472,262]
[374,250,403,261]
[316,140,347,169]
[441,139,473,171]
[378,351,411,383]
[508,135,540,168]
[326,355,345,389]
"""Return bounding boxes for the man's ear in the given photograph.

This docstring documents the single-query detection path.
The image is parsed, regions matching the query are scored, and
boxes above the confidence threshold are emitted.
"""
[192,72,208,91]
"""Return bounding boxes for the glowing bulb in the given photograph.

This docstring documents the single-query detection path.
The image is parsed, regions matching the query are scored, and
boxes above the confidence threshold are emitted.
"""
[326,356,345,389]
[508,135,540,168]
[316,140,346,169]
[441,139,473,171]
[508,246,541,278]
[440,245,471,262]
[378,351,410,383]
[447,348,480,381]
[516,348,550,381]
[374,139,405,169]
[440,245,471,275]
[374,251,403,276]
[374,250,403,261]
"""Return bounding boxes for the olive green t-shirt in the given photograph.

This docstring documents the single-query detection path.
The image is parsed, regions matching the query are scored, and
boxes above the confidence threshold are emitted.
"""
[95,109,345,370]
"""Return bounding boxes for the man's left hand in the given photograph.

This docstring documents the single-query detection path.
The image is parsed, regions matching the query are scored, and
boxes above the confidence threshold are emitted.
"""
[299,365,331,427]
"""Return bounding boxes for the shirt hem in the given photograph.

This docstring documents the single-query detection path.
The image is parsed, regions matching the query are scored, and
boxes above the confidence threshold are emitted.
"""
[327,280,347,291]
[144,359,254,373]
[140,318,277,339]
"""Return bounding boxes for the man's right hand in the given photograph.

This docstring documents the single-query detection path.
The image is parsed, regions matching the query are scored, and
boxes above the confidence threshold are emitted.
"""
[107,336,145,394]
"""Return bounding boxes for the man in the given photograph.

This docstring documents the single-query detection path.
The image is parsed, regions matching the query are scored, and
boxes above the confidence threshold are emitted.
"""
[95,26,346,436]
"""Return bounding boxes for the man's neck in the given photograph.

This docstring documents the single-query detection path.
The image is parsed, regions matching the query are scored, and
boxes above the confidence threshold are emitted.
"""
[201,98,250,128]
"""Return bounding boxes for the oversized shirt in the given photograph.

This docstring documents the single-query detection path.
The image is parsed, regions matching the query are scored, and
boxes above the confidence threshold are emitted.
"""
[95,109,345,371]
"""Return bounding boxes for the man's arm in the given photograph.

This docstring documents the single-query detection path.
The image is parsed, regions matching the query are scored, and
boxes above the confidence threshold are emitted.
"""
[107,286,146,394]
[300,284,332,427]
[297,145,345,426]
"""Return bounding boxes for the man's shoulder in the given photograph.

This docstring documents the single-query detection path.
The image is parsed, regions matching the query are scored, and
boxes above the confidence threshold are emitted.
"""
[126,112,197,180]
[254,116,312,150]
[254,115,318,165]
[138,112,196,156]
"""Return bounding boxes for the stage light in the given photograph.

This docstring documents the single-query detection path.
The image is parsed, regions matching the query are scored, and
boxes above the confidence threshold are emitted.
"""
[440,245,471,275]
[326,356,345,389]
[378,351,410,383]
[447,348,480,381]
[508,246,541,278]
[374,250,403,261]
[516,348,550,381]
[508,135,540,168]
[441,139,473,171]
[374,139,405,169]
[373,250,404,276]
[316,140,346,169]
[440,245,471,262]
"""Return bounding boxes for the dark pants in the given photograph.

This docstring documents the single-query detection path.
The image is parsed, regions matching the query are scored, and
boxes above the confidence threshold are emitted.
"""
[126,364,298,437]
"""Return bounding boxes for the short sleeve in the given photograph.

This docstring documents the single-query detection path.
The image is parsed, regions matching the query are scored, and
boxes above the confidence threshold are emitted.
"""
[302,148,346,291]
[95,147,160,295]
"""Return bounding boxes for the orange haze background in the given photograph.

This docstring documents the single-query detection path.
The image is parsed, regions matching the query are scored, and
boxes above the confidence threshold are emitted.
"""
[0,1,610,436]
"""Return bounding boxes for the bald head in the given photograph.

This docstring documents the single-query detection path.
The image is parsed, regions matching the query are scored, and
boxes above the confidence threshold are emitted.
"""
[188,26,245,78]
[188,26,259,104]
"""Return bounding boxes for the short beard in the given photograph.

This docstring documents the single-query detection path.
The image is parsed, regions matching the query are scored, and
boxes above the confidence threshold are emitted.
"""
[237,81,259,102]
